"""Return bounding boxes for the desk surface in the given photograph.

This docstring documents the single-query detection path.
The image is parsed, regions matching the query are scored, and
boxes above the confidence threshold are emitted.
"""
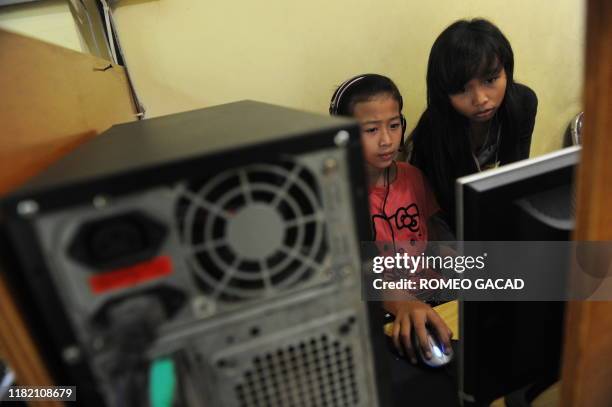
[383,300,559,407]
[434,300,459,340]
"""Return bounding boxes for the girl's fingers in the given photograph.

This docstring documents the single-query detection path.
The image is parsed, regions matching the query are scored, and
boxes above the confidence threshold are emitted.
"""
[398,317,417,364]
[428,311,453,353]
[391,319,404,357]
[413,316,432,360]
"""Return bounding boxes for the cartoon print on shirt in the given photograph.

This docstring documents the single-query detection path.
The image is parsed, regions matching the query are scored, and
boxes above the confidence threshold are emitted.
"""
[371,203,422,241]
[395,203,420,232]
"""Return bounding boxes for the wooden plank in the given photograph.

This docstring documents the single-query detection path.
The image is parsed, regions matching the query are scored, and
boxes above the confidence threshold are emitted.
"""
[0,29,137,401]
[561,0,612,406]
[0,28,138,194]
[0,272,63,407]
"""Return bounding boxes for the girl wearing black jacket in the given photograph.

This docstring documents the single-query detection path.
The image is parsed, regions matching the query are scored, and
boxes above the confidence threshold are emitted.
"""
[410,18,537,231]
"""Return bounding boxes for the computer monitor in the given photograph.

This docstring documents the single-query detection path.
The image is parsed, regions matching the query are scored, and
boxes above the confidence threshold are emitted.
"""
[456,146,580,406]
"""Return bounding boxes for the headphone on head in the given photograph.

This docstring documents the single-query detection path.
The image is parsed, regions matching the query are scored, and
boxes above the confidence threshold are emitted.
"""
[330,75,403,251]
[329,73,407,148]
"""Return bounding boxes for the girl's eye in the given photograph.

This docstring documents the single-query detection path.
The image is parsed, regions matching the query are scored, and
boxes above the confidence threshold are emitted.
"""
[364,127,378,134]
[485,76,499,85]
[390,122,401,130]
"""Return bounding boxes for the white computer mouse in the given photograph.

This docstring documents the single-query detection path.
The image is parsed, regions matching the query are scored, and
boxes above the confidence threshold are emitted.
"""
[412,326,454,367]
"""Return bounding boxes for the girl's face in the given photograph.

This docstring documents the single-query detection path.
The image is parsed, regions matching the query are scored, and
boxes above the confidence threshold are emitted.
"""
[352,94,403,171]
[449,67,507,123]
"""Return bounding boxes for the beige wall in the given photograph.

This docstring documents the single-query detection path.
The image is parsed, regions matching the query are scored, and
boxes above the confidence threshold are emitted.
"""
[0,0,82,52]
[3,0,584,157]
[112,0,585,156]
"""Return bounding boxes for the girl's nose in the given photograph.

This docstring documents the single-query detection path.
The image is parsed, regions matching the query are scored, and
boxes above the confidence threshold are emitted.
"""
[473,87,488,107]
[379,128,392,146]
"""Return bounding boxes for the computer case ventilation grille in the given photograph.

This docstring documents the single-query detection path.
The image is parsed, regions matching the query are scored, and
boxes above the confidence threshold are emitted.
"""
[234,334,359,407]
[176,158,327,302]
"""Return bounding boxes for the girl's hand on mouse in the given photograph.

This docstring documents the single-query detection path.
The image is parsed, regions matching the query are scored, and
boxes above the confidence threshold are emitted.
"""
[384,300,452,364]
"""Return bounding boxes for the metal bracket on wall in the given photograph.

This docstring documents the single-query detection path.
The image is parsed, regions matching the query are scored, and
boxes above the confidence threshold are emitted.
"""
[68,0,113,61]
[68,0,146,119]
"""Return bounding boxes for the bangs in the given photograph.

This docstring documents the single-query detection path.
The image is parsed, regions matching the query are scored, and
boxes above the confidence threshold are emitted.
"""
[438,37,503,94]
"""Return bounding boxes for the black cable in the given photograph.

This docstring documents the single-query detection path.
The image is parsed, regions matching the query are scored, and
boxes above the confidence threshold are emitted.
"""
[381,162,397,254]
[102,295,167,406]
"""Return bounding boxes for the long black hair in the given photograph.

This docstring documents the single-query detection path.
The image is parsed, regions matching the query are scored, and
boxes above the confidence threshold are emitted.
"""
[410,18,525,228]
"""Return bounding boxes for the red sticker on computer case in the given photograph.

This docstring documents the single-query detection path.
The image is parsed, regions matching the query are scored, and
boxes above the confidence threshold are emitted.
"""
[89,256,173,294]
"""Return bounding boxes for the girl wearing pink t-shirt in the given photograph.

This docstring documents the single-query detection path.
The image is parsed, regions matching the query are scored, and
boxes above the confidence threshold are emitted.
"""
[329,74,452,364]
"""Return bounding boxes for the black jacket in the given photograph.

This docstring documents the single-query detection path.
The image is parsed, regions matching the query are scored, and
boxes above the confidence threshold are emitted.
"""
[497,83,537,164]
[410,83,538,231]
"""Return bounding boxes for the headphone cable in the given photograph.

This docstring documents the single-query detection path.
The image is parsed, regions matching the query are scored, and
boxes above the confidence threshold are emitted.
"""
[381,162,397,254]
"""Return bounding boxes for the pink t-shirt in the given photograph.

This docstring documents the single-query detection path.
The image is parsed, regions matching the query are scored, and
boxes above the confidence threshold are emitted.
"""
[369,162,439,297]
[369,161,439,249]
